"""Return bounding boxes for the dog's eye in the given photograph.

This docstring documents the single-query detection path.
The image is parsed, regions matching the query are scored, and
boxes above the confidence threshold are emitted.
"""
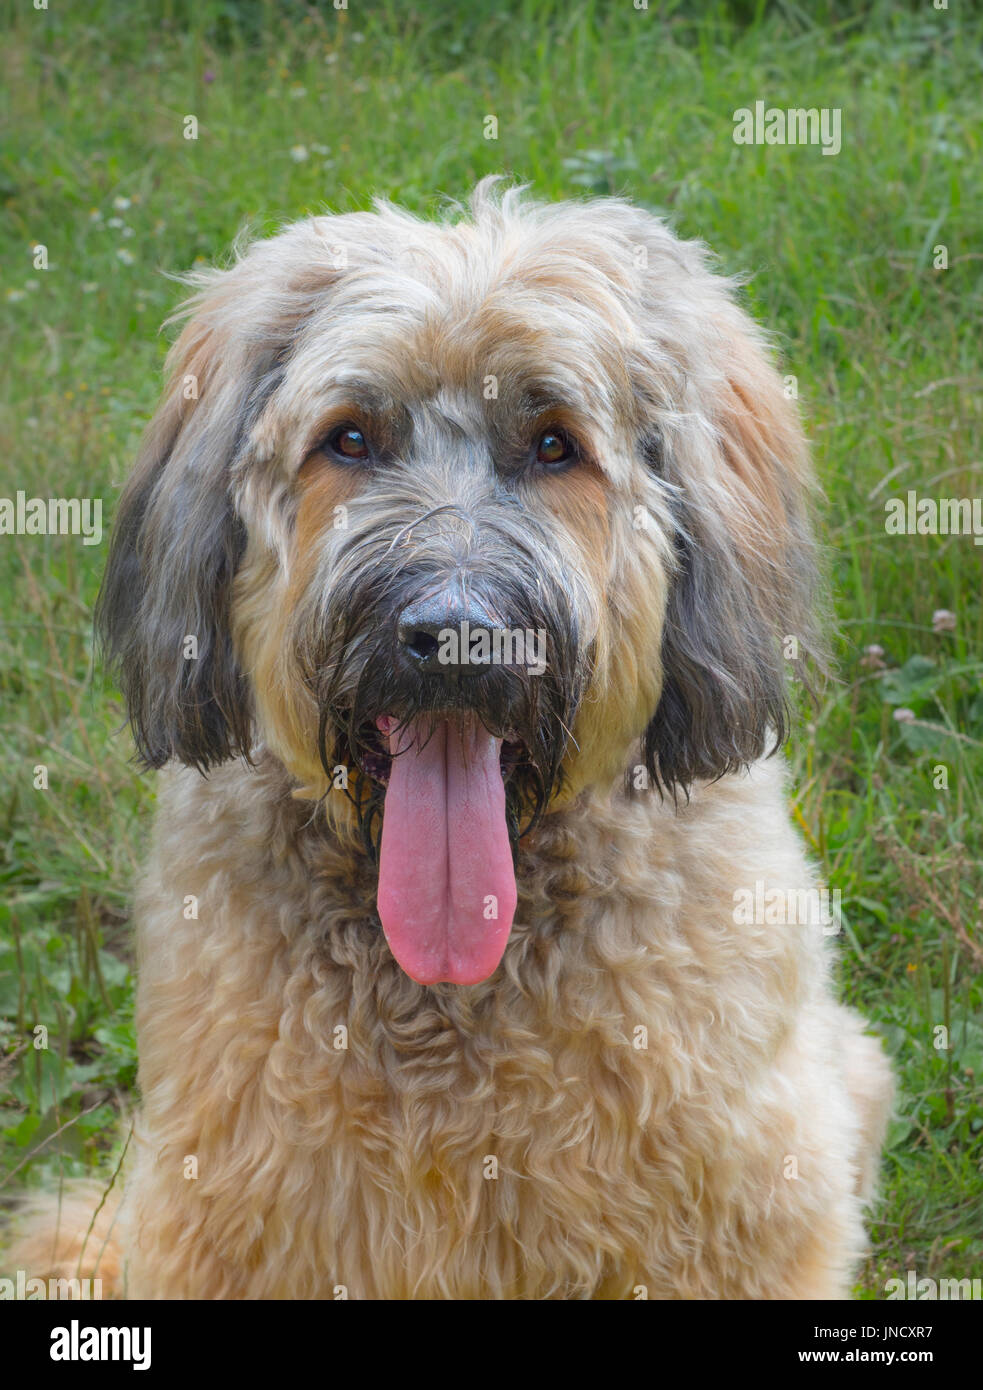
[325,425,369,461]
[535,430,576,468]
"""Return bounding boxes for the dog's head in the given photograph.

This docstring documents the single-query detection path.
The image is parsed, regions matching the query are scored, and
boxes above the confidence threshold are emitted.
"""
[98,180,819,985]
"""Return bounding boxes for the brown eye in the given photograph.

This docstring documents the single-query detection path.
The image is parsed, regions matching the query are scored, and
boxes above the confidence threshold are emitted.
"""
[327,425,369,461]
[535,430,575,467]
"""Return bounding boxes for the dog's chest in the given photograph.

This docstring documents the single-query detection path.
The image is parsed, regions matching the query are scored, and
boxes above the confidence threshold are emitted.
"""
[269,987,671,1297]
[138,766,805,1297]
[251,894,698,1295]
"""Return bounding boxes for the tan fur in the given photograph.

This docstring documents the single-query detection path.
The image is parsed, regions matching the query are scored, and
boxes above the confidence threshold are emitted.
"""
[5,182,893,1299]
[6,1180,125,1297]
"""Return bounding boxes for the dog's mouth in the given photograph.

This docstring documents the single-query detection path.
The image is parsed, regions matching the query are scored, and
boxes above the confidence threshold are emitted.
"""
[354,717,529,789]
[352,713,523,988]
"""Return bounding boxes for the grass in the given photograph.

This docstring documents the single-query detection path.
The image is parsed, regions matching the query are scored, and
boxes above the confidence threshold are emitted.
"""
[1,0,981,1296]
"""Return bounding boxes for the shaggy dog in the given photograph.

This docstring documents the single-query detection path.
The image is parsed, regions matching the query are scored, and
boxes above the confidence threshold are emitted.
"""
[11,180,892,1299]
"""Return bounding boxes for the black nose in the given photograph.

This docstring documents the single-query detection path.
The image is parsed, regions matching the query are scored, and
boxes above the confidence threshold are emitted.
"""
[397,583,498,677]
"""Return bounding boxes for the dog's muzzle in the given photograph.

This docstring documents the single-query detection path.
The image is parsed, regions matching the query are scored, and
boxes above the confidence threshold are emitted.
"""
[316,530,583,989]
[372,578,517,988]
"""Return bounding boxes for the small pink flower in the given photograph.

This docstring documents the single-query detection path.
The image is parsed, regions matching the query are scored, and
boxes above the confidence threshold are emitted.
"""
[860,644,885,670]
[203,69,216,83]
[893,708,916,724]
[932,609,956,633]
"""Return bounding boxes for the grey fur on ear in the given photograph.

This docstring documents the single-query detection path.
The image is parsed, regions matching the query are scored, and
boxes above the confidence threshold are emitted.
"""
[96,443,251,772]
[639,303,824,798]
[95,288,286,772]
[642,492,815,797]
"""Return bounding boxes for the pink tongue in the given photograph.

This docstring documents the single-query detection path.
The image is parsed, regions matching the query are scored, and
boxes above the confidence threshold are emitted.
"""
[376,717,517,985]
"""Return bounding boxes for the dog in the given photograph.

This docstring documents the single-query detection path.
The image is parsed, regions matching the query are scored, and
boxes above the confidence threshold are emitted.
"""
[9,180,892,1299]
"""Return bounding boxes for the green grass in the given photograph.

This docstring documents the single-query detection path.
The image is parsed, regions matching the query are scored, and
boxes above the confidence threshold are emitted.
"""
[2,0,981,1296]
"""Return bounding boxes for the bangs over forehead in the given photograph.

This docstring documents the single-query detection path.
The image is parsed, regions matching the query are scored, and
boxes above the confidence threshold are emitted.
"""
[254,181,706,482]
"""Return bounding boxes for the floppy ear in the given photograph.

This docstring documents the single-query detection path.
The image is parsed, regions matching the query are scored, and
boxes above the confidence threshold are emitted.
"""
[96,271,283,772]
[97,214,397,771]
[642,298,824,797]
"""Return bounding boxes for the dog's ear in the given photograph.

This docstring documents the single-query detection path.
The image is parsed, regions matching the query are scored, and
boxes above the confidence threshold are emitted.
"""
[641,294,823,797]
[96,268,283,772]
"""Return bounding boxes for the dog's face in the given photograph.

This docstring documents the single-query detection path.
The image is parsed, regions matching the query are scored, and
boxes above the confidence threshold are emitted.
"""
[98,181,818,985]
